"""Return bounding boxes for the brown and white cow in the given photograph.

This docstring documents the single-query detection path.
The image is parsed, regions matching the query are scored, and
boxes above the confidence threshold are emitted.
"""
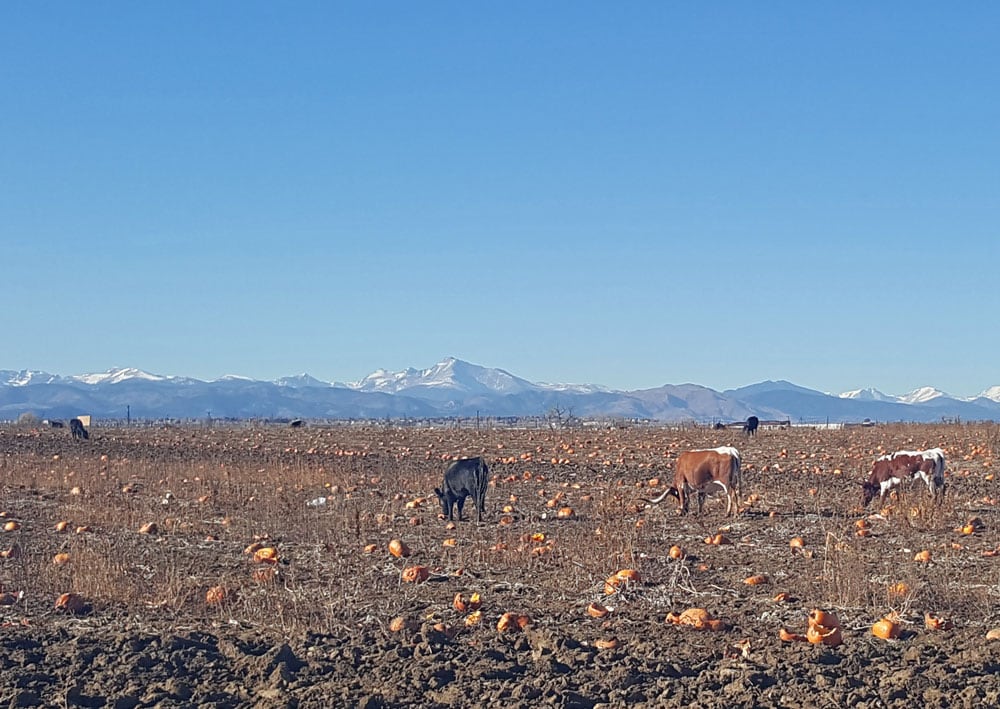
[862,448,946,506]
[645,446,742,516]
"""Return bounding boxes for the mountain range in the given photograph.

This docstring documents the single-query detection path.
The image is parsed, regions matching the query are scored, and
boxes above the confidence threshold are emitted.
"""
[2,358,999,424]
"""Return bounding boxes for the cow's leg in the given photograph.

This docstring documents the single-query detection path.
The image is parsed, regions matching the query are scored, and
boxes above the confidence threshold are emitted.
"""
[455,497,465,521]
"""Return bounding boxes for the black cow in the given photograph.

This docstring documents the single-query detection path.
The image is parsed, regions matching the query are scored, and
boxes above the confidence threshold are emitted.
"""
[70,418,89,440]
[49,420,65,429]
[744,416,759,437]
[434,457,489,523]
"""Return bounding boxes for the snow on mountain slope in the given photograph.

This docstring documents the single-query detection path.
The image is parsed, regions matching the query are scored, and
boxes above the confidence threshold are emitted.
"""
[898,386,950,404]
[977,386,1000,403]
[71,368,169,385]
[1,370,63,386]
[839,387,898,402]
[349,357,539,396]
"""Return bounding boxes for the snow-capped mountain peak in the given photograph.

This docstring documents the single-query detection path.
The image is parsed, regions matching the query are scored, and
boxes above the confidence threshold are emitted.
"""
[349,357,539,396]
[71,368,168,385]
[274,373,331,388]
[898,386,950,404]
[839,387,897,402]
[0,369,62,386]
[976,386,1000,403]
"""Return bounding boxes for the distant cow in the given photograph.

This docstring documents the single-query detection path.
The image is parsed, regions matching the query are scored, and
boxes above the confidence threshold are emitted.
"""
[862,448,946,506]
[434,457,489,523]
[744,416,759,437]
[289,419,304,428]
[645,446,742,516]
[49,420,65,429]
[70,418,89,440]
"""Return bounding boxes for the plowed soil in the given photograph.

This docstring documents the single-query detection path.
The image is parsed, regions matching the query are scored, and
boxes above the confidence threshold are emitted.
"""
[1,422,999,707]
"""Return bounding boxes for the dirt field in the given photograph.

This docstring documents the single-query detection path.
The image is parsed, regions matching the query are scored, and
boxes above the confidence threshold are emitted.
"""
[1,421,999,707]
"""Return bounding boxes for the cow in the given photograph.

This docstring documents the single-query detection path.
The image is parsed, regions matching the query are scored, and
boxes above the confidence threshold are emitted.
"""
[744,416,759,437]
[434,457,490,523]
[644,446,742,516]
[861,448,946,506]
[69,418,89,440]
[48,420,65,429]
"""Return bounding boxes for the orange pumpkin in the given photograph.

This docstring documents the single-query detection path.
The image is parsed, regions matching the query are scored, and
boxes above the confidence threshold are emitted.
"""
[587,602,610,618]
[668,545,685,559]
[808,609,841,630]
[52,553,71,565]
[789,537,805,549]
[614,569,641,584]
[924,612,953,631]
[54,592,86,614]
[389,539,410,559]
[464,610,483,627]
[401,565,429,583]
[467,592,482,611]
[205,585,230,605]
[779,627,806,642]
[806,623,843,646]
[253,547,278,564]
[744,574,768,585]
[497,612,518,633]
[872,617,901,640]
[913,549,932,562]
[594,638,619,650]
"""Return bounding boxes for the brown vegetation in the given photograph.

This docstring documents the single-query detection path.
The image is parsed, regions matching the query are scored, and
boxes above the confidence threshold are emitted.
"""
[0,421,999,705]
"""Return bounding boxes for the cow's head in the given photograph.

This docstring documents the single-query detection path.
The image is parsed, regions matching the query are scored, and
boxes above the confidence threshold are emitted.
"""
[433,487,449,516]
[860,481,879,507]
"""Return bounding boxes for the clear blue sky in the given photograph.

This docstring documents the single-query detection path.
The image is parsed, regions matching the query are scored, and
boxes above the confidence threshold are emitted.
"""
[2,3,997,397]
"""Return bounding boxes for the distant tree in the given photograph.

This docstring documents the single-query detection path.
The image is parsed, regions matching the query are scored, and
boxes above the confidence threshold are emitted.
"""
[17,412,39,427]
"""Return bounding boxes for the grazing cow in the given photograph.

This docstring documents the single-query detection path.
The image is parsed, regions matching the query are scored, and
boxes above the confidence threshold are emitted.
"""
[289,419,304,428]
[69,418,89,440]
[744,416,759,437]
[49,420,65,429]
[645,446,742,516]
[434,457,490,523]
[862,448,946,506]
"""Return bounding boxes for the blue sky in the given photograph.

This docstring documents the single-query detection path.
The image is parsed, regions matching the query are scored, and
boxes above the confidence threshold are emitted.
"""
[2,3,997,396]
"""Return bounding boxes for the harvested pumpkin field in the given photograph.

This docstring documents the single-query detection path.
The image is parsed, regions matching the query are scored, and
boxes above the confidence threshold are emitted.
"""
[1,421,999,707]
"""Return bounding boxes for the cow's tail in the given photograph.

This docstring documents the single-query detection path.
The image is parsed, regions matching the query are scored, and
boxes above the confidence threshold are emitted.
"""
[476,458,490,518]
[730,450,742,499]
[643,488,679,505]
[929,449,946,492]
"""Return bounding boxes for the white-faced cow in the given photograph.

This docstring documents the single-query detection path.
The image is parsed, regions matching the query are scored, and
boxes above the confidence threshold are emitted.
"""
[645,446,742,516]
[434,457,490,523]
[862,448,946,506]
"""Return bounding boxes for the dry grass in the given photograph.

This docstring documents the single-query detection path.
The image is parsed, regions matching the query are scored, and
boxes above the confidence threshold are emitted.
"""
[1,421,998,637]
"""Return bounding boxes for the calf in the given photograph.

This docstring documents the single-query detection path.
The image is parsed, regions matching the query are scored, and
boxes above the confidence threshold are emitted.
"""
[862,448,946,506]
[645,446,741,516]
[69,418,89,440]
[434,457,489,523]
